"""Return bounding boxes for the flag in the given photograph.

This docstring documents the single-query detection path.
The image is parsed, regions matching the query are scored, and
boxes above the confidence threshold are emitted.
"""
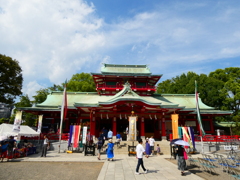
[188,127,196,150]
[37,115,43,133]
[195,80,206,136]
[182,127,193,148]
[59,80,68,134]
[13,111,22,132]
[73,125,81,148]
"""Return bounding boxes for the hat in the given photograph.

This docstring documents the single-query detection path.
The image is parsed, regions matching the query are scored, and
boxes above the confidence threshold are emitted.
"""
[108,139,112,143]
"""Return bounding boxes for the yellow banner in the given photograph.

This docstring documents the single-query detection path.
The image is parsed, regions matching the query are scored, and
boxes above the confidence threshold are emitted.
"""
[171,114,179,139]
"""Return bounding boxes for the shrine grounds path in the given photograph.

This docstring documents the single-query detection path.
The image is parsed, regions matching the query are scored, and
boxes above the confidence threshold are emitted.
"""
[0,150,207,180]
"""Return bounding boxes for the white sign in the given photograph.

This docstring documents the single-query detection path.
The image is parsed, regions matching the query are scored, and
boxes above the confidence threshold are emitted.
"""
[224,145,238,150]
[13,111,22,132]
[82,126,87,144]
[37,115,43,133]
[128,116,137,141]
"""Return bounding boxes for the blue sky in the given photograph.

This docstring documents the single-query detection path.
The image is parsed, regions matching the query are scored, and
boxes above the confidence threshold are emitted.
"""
[0,0,239,100]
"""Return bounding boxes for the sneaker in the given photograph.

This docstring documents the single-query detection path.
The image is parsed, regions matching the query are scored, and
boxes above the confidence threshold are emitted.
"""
[135,172,140,175]
[144,169,148,174]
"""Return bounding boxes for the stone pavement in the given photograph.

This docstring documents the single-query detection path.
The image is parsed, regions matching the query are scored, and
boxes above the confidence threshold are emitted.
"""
[17,150,204,180]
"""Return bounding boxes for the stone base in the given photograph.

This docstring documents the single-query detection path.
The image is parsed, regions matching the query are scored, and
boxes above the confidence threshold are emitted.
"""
[161,136,167,140]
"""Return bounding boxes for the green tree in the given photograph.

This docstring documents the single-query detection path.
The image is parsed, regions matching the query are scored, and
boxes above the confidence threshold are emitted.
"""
[209,67,240,116]
[32,84,63,104]
[67,73,96,92]
[0,54,23,104]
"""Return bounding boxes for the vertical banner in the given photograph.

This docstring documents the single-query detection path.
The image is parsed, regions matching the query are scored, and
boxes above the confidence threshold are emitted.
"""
[82,126,87,144]
[68,125,73,147]
[13,111,22,132]
[37,115,43,133]
[178,127,182,139]
[188,127,195,150]
[182,127,193,148]
[171,114,179,139]
[71,125,75,144]
[128,116,137,141]
[73,125,81,148]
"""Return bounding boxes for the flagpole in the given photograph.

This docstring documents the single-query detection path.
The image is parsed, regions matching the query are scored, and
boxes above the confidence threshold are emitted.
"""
[195,80,205,154]
[58,81,67,153]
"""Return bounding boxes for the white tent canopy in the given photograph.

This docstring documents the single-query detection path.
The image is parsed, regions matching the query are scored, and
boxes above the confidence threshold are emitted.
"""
[0,123,40,138]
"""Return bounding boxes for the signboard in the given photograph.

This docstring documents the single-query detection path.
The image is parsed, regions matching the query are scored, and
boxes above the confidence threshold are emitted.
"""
[82,126,87,144]
[224,145,238,150]
[128,116,137,141]
[13,111,22,132]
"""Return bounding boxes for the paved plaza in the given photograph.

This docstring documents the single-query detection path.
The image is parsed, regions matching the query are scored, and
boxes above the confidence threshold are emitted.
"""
[2,150,204,180]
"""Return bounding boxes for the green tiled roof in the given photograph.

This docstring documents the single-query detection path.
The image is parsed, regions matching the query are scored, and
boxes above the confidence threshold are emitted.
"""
[101,63,152,74]
[18,85,232,115]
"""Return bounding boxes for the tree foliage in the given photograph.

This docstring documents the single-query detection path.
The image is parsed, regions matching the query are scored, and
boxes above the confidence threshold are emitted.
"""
[67,73,95,92]
[157,67,240,122]
[32,73,95,104]
[0,54,23,104]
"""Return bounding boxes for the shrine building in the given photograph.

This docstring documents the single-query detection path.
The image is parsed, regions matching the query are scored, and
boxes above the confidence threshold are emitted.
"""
[19,64,232,140]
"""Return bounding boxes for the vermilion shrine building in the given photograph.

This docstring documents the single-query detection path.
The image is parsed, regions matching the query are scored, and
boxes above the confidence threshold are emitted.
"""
[20,64,232,140]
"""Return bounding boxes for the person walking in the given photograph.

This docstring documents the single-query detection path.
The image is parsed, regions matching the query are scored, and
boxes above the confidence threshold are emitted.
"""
[107,129,113,139]
[97,137,103,160]
[149,136,155,155]
[116,132,121,148]
[41,135,50,157]
[0,141,8,162]
[176,145,187,176]
[135,139,148,175]
[106,139,114,161]
[126,126,129,140]
[99,131,105,148]
[7,136,16,161]
[145,139,151,156]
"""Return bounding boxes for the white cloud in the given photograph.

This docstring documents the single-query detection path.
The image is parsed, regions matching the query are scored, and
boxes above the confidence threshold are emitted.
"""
[1,0,240,100]
[0,0,105,90]
[23,81,45,100]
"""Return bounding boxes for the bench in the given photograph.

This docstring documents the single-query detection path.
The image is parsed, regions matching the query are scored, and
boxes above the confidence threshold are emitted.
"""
[198,158,217,175]
[188,154,199,167]
[228,167,240,179]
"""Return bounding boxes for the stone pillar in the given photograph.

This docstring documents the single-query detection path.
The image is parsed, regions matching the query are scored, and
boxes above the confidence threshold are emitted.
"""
[161,112,166,140]
[140,117,145,139]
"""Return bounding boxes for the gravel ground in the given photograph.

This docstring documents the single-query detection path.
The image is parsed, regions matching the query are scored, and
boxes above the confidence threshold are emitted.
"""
[0,161,103,180]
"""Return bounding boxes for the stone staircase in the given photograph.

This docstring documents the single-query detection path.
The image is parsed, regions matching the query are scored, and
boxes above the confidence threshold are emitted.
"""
[111,140,171,155]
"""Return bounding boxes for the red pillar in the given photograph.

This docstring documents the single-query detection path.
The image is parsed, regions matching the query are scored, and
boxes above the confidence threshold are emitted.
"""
[161,113,166,139]
[154,118,160,139]
[112,117,117,136]
[90,112,96,136]
[140,117,145,137]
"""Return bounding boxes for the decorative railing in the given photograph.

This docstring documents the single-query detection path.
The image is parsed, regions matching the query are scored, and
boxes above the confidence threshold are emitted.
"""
[97,84,156,90]
[21,133,69,141]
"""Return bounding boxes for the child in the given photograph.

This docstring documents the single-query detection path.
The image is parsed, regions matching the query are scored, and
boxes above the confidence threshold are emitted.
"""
[156,144,161,155]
